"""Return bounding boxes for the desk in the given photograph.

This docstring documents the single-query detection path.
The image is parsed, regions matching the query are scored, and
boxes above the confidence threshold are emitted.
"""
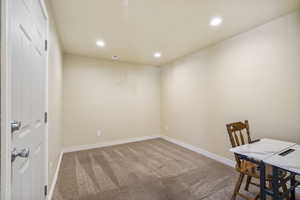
[230,138,296,200]
[230,138,295,161]
[265,144,300,176]
[262,145,300,200]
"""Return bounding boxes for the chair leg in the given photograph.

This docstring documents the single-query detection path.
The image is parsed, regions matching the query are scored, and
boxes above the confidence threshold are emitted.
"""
[281,181,288,200]
[232,173,245,200]
[268,180,272,190]
[245,176,252,191]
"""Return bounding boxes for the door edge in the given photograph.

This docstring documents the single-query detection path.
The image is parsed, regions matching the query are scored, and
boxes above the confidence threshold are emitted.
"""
[1,0,12,199]
[39,0,49,199]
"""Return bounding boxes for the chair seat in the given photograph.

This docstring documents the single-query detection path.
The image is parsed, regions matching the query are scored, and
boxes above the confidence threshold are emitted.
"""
[236,160,287,180]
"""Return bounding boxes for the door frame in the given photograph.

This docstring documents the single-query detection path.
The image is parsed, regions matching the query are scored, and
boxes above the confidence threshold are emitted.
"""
[0,0,49,199]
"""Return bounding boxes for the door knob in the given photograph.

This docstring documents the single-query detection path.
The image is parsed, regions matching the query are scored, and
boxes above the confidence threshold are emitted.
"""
[11,120,22,133]
[11,148,30,162]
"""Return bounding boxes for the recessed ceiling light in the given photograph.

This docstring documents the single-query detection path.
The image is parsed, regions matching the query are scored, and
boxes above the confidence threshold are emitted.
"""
[122,0,129,7]
[210,17,223,27]
[112,55,119,60]
[96,40,105,47]
[154,52,161,58]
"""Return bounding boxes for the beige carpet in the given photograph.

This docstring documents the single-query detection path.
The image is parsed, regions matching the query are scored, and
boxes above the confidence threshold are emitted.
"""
[52,138,261,200]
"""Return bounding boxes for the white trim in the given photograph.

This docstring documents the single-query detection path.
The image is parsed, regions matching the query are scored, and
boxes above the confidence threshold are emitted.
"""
[161,136,300,193]
[62,135,235,167]
[42,0,50,196]
[47,135,300,197]
[63,136,161,153]
[48,136,160,199]
[39,0,49,20]
[161,136,236,168]
[1,0,12,199]
[47,152,63,200]
[49,136,161,199]
[1,0,49,199]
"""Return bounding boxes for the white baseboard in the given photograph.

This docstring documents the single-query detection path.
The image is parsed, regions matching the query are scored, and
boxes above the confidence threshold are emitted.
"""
[160,136,300,193]
[63,135,161,153]
[49,135,300,196]
[161,135,236,168]
[47,151,63,200]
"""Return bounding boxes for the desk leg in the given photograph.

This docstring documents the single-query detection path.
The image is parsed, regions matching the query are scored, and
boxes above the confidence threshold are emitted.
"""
[272,166,280,200]
[291,174,296,200]
[260,161,266,200]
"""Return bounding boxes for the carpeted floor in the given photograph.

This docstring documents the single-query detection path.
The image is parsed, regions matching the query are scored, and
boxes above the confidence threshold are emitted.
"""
[52,138,261,200]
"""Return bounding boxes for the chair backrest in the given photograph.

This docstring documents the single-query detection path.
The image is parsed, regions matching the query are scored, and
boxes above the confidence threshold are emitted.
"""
[226,120,252,148]
[226,120,252,167]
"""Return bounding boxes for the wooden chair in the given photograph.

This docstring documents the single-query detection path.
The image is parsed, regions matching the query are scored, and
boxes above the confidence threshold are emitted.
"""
[226,120,288,200]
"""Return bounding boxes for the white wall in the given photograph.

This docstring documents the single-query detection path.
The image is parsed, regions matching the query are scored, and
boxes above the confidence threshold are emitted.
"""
[45,0,63,187]
[161,10,300,159]
[63,54,161,148]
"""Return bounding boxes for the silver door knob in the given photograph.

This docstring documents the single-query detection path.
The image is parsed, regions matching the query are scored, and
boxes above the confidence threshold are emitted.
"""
[11,120,22,133]
[11,148,30,162]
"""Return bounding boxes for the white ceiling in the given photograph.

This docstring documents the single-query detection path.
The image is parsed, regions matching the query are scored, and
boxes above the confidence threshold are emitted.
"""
[50,0,300,66]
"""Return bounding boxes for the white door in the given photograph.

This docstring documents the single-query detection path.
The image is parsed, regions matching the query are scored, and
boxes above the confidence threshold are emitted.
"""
[9,0,48,199]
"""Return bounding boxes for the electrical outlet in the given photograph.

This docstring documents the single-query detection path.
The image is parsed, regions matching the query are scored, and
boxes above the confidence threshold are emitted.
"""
[97,130,102,137]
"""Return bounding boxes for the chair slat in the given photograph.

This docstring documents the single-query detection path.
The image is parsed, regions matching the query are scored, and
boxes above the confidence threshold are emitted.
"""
[234,132,240,146]
[239,130,245,144]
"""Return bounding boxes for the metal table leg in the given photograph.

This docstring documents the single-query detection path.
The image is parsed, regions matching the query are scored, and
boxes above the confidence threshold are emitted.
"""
[291,174,296,200]
[272,166,280,200]
[260,161,266,200]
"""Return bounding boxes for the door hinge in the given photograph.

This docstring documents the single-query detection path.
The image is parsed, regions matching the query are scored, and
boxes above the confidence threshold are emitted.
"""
[44,185,48,196]
[44,112,48,124]
[45,40,48,51]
